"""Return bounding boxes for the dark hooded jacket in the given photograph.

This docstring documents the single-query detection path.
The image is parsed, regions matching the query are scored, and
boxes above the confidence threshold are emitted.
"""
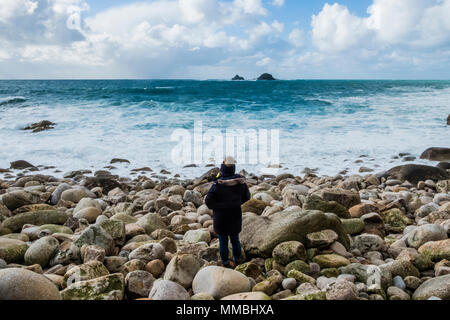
[205,163,251,235]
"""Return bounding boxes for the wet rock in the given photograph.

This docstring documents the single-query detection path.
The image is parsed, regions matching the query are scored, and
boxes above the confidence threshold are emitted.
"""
[386,164,449,184]
[10,160,36,170]
[420,147,450,162]
[23,120,56,133]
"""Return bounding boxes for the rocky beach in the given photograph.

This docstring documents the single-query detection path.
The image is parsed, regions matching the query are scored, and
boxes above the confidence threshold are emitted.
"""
[1,154,450,301]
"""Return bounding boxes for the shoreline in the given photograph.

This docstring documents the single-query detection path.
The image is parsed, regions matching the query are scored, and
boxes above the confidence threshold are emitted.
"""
[0,149,442,183]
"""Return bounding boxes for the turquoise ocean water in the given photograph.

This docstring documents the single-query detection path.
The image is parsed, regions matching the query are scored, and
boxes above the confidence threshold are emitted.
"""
[0,80,449,178]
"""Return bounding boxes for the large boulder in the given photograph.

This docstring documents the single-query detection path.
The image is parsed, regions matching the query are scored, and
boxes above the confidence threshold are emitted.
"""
[136,213,167,235]
[81,175,122,195]
[60,273,125,300]
[24,236,59,267]
[148,279,190,300]
[128,243,165,263]
[353,234,385,254]
[303,195,350,219]
[2,210,68,232]
[183,229,211,244]
[418,239,450,261]
[420,147,450,162]
[10,160,36,170]
[61,189,92,203]
[125,270,155,298]
[412,274,450,300]
[0,238,28,263]
[63,260,110,288]
[192,266,252,299]
[240,208,350,258]
[325,278,359,300]
[0,268,61,300]
[72,225,115,256]
[407,224,447,249]
[1,190,41,211]
[242,199,269,215]
[313,254,351,268]
[97,219,126,246]
[164,254,204,288]
[272,241,306,265]
[50,183,72,205]
[317,188,361,209]
[386,164,449,184]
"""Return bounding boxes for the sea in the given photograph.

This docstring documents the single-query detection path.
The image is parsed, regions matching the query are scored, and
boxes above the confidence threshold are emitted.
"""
[0,80,449,179]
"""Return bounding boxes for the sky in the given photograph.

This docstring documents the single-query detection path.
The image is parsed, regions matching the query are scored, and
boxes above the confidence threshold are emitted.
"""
[1,0,450,79]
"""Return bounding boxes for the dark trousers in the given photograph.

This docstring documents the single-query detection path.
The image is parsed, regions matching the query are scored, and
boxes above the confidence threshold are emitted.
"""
[218,233,242,264]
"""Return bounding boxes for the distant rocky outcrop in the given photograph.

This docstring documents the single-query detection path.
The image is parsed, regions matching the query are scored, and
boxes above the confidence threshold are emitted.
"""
[257,73,276,81]
[385,164,449,184]
[232,75,245,81]
[420,147,450,162]
[23,120,56,133]
[10,160,37,170]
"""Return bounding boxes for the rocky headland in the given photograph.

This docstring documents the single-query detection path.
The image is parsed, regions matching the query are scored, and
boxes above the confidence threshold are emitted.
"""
[0,158,450,301]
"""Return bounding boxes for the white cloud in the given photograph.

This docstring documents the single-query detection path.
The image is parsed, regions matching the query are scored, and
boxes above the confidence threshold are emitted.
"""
[311,3,372,52]
[288,28,304,47]
[233,0,267,15]
[256,56,272,66]
[271,0,285,7]
[0,0,38,23]
[312,0,450,52]
[2,0,450,79]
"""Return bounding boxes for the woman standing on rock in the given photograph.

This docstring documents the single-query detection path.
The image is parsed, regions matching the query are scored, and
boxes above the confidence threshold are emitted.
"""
[205,156,251,268]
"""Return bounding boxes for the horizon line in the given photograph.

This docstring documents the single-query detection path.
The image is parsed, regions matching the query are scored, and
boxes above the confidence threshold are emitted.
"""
[1,78,450,81]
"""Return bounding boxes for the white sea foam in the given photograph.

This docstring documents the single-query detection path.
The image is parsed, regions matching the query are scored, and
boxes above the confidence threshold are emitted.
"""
[0,83,449,180]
